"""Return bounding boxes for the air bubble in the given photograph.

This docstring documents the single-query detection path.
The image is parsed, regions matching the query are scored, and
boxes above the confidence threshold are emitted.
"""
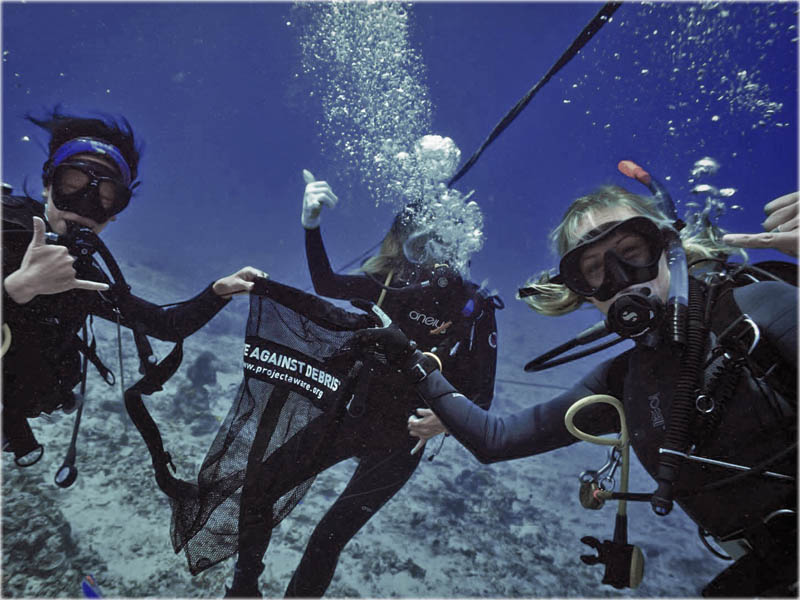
[298,2,482,272]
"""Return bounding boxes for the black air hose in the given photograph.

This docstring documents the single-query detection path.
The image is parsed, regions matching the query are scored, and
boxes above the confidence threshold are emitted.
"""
[651,277,708,515]
[696,357,741,447]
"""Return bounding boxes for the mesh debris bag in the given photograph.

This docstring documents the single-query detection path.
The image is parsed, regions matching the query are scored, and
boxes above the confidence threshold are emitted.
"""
[168,278,375,574]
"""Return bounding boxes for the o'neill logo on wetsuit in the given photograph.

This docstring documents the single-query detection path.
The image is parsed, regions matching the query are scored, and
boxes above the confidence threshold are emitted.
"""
[408,310,445,329]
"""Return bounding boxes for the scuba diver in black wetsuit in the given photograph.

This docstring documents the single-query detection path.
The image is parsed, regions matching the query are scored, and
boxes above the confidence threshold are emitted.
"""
[2,109,265,475]
[225,167,500,598]
[357,163,797,597]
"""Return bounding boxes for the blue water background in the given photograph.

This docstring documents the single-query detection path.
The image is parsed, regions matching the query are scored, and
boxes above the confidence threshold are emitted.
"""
[1,3,798,596]
[2,2,797,395]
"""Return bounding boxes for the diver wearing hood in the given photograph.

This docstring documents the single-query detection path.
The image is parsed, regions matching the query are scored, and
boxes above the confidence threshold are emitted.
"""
[357,170,797,597]
[2,109,263,471]
[224,170,501,598]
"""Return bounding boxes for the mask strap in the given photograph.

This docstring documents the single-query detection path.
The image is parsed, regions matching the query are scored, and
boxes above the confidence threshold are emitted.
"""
[49,137,132,187]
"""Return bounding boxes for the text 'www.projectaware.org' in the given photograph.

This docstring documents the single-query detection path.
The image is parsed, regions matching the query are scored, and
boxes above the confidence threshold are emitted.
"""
[244,362,327,400]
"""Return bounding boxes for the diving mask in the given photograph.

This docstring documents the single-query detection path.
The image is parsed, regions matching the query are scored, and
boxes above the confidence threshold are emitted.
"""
[554,216,665,301]
[402,229,447,266]
[50,160,132,224]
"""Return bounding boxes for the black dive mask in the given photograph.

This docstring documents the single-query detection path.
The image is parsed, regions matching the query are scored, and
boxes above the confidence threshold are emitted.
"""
[50,161,132,224]
[554,217,665,301]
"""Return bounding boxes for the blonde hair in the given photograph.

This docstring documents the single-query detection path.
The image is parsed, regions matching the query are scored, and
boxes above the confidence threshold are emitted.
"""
[360,227,406,278]
[520,185,746,316]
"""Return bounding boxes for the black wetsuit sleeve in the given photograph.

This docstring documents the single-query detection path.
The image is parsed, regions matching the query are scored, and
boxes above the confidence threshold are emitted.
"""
[89,284,230,342]
[413,357,621,464]
[305,227,383,300]
[733,280,798,369]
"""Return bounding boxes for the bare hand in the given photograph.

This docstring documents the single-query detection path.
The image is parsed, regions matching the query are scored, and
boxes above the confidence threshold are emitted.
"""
[212,266,268,298]
[301,169,339,229]
[4,216,109,304]
[723,192,798,257]
[408,408,448,454]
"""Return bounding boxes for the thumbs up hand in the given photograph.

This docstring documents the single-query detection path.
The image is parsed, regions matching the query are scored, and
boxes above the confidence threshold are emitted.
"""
[301,169,339,229]
[4,216,109,304]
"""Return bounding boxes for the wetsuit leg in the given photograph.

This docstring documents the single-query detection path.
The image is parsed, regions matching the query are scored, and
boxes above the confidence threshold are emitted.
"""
[230,396,359,597]
[284,441,423,597]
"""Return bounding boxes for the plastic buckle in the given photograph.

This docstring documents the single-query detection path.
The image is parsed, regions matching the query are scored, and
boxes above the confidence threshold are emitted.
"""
[409,362,428,383]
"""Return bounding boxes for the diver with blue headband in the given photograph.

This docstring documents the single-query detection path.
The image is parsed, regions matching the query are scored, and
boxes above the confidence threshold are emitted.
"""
[49,136,133,186]
[2,109,265,485]
[355,163,797,597]
[43,136,135,229]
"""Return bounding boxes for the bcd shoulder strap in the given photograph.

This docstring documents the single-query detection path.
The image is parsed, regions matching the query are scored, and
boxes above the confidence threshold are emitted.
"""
[709,282,797,407]
[124,339,197,500]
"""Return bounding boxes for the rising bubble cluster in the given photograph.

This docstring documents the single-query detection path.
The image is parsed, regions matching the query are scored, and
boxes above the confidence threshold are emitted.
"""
[689,156,720,178]
[661,3,790,130]
[682,155,744,253]
[297,1,432,205]
[398,135,485,273]
[567,3,795,140]
[297,2,484,273]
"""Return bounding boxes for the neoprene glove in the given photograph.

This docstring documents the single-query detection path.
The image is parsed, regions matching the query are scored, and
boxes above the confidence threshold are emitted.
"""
[301,169,339,229]
[351,324,417,365]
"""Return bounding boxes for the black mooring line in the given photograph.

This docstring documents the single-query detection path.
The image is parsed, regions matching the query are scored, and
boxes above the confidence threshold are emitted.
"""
[448,2,623,188]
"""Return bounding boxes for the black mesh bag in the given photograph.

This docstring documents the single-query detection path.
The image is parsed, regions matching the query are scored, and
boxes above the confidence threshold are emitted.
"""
[167,278,376,574]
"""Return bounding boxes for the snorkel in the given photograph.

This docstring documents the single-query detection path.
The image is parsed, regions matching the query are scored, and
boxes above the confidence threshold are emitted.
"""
[619,161,711,519]
[617,160,688,345]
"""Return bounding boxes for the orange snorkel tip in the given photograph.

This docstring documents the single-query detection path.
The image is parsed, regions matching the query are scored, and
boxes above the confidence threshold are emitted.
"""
[618,160,652,186]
